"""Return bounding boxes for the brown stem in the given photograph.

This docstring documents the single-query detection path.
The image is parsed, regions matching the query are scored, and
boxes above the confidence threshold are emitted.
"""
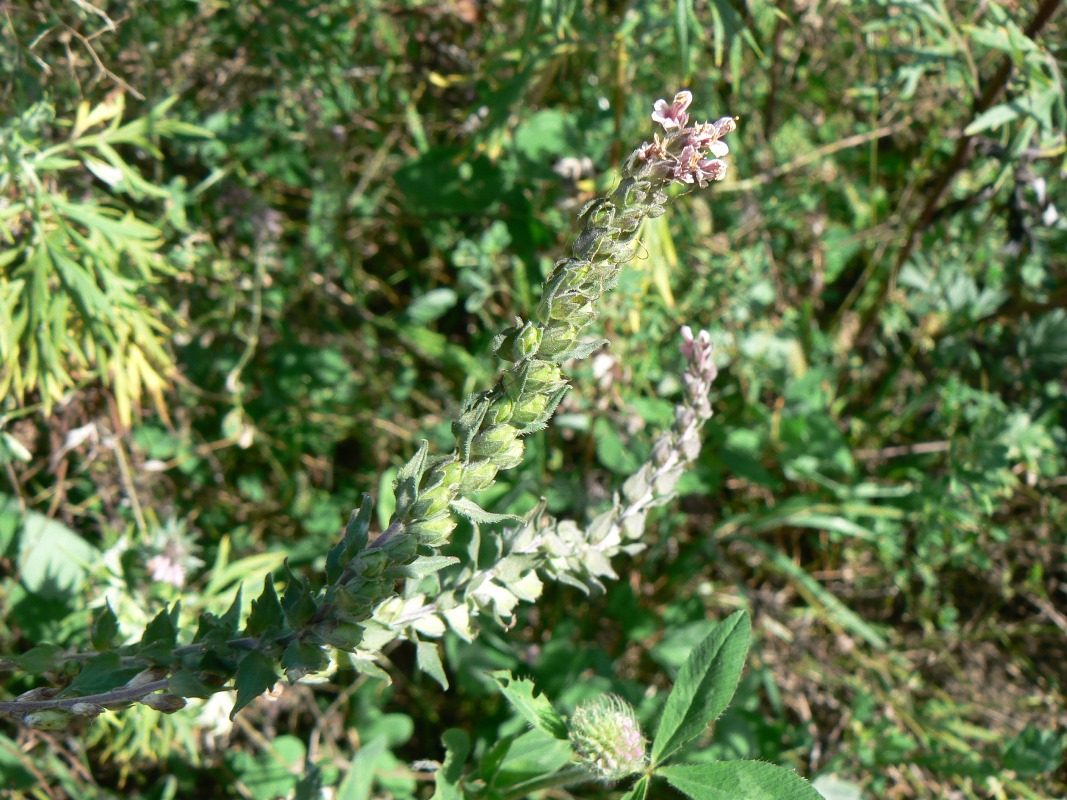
[0,679,170,715]
[855,0,1062,345]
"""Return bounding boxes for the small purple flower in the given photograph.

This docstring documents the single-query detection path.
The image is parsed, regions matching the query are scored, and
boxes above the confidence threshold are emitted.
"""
[651,90,693,131]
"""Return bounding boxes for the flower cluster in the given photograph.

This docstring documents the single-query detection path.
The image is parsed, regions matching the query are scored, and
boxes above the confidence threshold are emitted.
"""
[641,90,736,187]
[568,694,647,782]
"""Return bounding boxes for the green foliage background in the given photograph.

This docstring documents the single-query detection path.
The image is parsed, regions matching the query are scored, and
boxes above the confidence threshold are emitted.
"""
[1,0,1065,797]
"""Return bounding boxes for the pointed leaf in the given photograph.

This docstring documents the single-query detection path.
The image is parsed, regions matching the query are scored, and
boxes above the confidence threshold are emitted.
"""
[168,668,219,699]
[326,495,373,583]
[416,639,449,689]
[397,555,460,579]
[138,603,181,664]
[244,575,284,637]
[64,653,140,696]
[651,610,750,764]
[658,760,822,800]
[231,649,278,719]
[450,497,522,524]
[10,644,65,675]
[479,734,516,784]
[489,671,568,740]
[964,100,1022,136]
[617,776,650,800]
[194,587,243,644]
[90,601,120,650]
[281,563,318,628]
[394,441,430,517]
[281,641,329,682]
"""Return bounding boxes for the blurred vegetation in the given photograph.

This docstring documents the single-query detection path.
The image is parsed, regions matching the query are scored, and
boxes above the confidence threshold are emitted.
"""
[1,0,1065,798]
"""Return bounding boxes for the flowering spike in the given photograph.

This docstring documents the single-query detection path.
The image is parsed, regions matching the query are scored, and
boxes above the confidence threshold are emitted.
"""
[379,92,735,552]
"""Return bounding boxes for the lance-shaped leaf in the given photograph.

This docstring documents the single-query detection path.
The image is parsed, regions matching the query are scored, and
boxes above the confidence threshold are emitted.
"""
[326,495,373,583]
[650,610,750,765]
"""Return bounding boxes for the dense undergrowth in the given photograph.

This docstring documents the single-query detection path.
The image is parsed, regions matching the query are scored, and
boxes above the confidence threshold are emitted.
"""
[1,1,1065,798]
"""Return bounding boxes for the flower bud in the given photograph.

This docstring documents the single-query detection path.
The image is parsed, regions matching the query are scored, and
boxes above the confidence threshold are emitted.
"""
[510,393,549,426]
[408,484,453,520]
[126,667,168,689]
[495,321,542,361]
[537,323,583,359]
[359,549,390,578]
[70,702,104,718]
[523,362,563,393]
[408,510,457,546]
[316,620,365,650]
[484,396,514,426]
[141,694,187,714]
[577,198,617,229]
[568,695,646,782]
[469,425,519,460]
[23,709,74,730]
[430,460,465,489]
[488,437,524,469]
[332,587,375,618]
[548,292,594,321]
[458,460,498,493]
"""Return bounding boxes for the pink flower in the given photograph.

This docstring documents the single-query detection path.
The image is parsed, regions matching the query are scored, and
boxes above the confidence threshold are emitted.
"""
[686,121,731,157]
[672,146,728,187]
[147,554,187,588]
[634,133,672,163]
[651,90,693,131]
[680,326,717,385]
[691,157,728,186]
